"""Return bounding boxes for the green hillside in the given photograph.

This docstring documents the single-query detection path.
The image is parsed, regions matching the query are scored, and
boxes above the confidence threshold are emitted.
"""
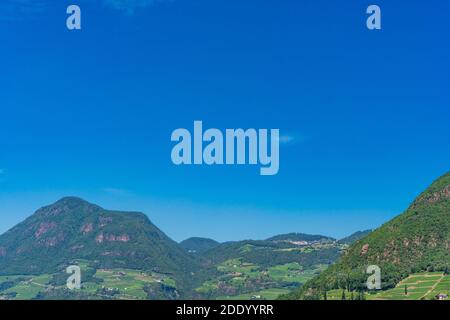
[192,236,344,299]
[0,197,197,288]
[338,230,372,245]
[286,172,450,299]
[266,233,335,243]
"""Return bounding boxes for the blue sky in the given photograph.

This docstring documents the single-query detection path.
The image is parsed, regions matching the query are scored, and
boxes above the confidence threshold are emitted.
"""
[1,0,449,242]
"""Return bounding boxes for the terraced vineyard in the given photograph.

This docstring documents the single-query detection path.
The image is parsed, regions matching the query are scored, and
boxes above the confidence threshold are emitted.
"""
[322,273,449,300]
[370,272,450,300]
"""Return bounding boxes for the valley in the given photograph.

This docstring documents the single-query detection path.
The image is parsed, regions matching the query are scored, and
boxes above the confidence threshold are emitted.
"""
[0,172,449,300]
[0,233,347,300]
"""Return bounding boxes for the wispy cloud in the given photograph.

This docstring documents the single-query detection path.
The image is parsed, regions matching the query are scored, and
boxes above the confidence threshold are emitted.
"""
[0,0,48,21]
[0,0,170,20]
[278,135,295,145]
[102,0,170,15]
[276,133,309,145]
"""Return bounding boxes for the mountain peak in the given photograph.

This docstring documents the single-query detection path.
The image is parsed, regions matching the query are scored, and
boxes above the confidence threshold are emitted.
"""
[54,196,100,207]
[56,196,89,203]
[413,172,450,207]
[34,196,102,218]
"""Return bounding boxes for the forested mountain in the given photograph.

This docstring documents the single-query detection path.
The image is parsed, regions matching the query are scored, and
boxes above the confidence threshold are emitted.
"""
[180,237,220,254]
[286,172,450,299]
[0,197,196,277]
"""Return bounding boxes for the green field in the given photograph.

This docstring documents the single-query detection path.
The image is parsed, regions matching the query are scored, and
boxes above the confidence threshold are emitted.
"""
[196,259,325,300]
[0,261,176,300]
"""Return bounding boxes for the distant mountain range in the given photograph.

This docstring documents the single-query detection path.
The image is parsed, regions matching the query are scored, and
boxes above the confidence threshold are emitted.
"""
[180,237,221,254]
[337,230,372,245]
[266,233,336,243]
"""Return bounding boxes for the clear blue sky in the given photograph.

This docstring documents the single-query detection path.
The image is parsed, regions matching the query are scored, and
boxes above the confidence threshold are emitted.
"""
[1,0,449,242]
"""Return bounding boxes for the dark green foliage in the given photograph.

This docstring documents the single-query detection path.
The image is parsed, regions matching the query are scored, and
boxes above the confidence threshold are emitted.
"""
[0,281,17,292]
[144,282,180,300]
[35,288,104,300]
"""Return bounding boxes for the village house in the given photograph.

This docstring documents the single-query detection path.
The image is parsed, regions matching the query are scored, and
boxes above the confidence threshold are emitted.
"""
[435,293,448,300]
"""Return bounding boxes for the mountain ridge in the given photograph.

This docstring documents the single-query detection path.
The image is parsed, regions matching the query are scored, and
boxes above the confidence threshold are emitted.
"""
[180,237,220,254]
[0,197,196,278]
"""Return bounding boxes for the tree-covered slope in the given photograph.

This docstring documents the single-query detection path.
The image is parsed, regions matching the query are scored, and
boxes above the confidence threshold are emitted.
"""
[266,233,335,243]
[0,197,196,278]
[287,172,450,299]
[338,230,372,245]
[180,237,220,254]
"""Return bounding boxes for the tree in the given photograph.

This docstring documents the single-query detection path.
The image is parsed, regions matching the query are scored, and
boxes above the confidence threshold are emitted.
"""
[404,285,408,296]
[341,290,346,300]
[358,291,365,300]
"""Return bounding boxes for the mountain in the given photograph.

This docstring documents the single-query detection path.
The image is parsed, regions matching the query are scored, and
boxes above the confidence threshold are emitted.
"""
[288,172,450,299]
[192,234,344,299]
[0,197,196,278]
[266,233,335,244]
[200,239,340,268]
[338,230,372,245]
[180,237,220,254]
